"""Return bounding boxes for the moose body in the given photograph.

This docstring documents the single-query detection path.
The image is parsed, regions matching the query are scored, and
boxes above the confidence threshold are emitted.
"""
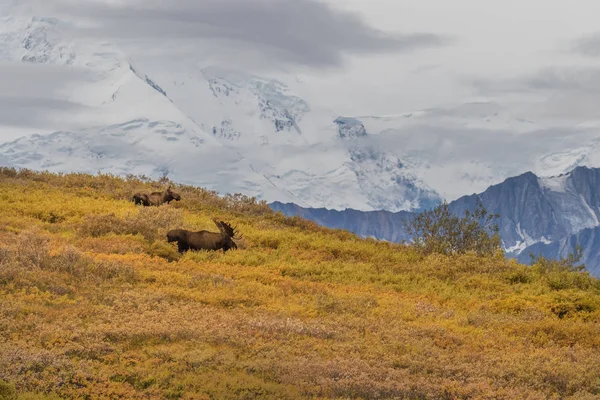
[167,220,242,253]
[132,186,181,206]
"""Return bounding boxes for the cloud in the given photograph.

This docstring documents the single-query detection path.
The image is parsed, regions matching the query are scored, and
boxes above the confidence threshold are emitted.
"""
[467,66,600,121]
[572,33,600,57]
[470,67,600,94]
[0,62,91,97]
[37,0,449,68]
[525,67,600,92]
[0,62,93,134]
[348,121,600,199]
[0,96,87,128]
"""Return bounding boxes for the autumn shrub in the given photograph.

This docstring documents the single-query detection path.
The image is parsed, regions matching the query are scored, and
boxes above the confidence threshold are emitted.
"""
[80,257,138,283]
[17,394,65,400]
[3,168,600,399]
[51,247,138,283]
[246,315,337,340]
[77,207,183,242]
[0,167,18,178]
[549,293,600,319]
[505,265,533,284]
[0,380,16,400]
[76,234,147,255]
[273,213,321,232]
[76,213,125,237]
[0,229,53,280]
[404,198,501,256]
[148,240,181,262]
[222,192,272,215]
[188,272,236,289]
[0,229,137,285]
[529,245,599,291]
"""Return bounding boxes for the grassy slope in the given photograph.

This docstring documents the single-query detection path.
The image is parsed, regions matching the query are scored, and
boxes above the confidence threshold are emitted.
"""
[0,168,599,400]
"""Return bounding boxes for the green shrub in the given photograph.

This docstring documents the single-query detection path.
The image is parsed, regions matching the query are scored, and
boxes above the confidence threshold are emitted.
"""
[404,198,501,256]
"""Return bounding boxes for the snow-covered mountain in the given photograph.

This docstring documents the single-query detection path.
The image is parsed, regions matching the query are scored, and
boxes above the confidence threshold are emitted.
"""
[450,166,600,255]
[3,4,600,214]
[0,6,445,212]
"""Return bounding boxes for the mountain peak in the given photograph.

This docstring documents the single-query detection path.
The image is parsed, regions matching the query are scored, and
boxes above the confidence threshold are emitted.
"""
[334,117,367,139]
[0,3,595,218]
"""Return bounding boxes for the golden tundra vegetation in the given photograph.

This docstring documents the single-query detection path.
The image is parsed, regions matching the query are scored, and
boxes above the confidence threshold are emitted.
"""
[0,168,600,400]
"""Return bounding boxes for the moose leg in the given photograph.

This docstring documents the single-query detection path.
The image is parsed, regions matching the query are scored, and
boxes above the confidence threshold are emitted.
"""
[177,243,190,253]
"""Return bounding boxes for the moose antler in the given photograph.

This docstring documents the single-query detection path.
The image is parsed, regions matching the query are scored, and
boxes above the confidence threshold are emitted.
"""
[211,218,242,239]
[212,218,225,235]
[231,224,243,240]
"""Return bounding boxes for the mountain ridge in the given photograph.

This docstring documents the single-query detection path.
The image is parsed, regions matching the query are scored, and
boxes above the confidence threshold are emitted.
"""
[271,165,600,277]
[0,7,448,213]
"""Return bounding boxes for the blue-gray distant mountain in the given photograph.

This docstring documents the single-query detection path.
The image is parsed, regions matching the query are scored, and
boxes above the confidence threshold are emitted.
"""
[271,166,600,277]
[450,166,600,254]
[517,226,600,275]
[270,202,413,243]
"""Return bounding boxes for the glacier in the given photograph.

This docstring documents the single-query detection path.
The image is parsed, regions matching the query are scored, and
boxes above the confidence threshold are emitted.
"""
[0,6,443,212]
[3,3,600,215]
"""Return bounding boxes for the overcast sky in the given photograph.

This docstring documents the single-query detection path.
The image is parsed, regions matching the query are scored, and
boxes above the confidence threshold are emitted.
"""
[3,0,600,116]
[315,0,600,115]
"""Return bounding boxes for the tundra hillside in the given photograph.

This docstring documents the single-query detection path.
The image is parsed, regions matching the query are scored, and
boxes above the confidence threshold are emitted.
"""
[0,168,599,400]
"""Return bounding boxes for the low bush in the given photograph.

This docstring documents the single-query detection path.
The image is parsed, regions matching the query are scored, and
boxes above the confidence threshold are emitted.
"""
[0,229,138,286]
[0,380,16,400]
[404,198,501,256]
[77,207,184,242]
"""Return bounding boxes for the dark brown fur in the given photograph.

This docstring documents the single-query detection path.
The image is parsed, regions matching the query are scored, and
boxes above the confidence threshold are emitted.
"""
[167,219,242,253]
[132,186,181,206]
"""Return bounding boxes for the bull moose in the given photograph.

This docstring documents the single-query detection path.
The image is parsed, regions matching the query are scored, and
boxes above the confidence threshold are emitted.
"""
[132,185,181,206]
[167,219,243,253]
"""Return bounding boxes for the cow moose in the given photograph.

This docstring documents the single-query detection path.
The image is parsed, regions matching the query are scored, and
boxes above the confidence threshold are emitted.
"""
[167,219,243,253]
[132,185,181,206]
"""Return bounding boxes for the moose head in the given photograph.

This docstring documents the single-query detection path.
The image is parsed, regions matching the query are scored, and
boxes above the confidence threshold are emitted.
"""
[165,185,181,202]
